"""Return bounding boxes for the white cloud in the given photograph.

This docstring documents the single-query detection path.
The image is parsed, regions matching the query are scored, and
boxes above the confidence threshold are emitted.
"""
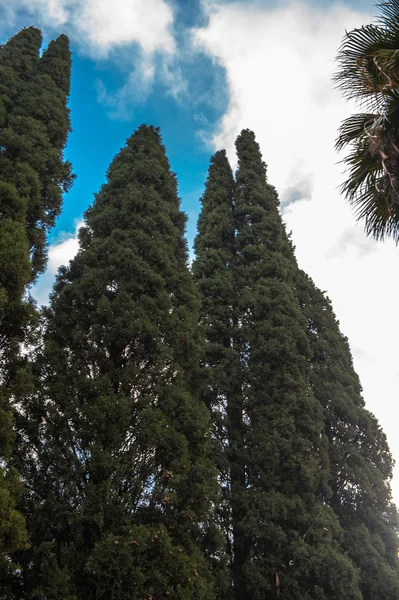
[47,222,82,275]
[195,1,399,504]
[0,0,176,115]
[0,0,211,119]
[33,221,82,305]
[96,54,157,120]
[0,0,175,56]
[77,0,175,56]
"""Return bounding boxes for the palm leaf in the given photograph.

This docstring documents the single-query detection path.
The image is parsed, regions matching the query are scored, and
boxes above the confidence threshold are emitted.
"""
[372,47,399,88]
[335,2,399,241]
[340,140,399,241]
[377,0,399,36]
[334,24,395,112]
[335,113,380,152]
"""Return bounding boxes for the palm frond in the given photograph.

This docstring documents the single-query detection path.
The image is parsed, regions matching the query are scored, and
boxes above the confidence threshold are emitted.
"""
[340,142,399,242]
[377,0,399,36]
[334,24,394,111]
[372,47,399,87]
[383,88,399,115]
[335,113,379,152]
[355,182,399,242]
[335,1,399,242]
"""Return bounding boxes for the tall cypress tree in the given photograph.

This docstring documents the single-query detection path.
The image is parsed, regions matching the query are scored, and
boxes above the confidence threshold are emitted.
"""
[297,271,399,599]
[0,27,73,589]
[193,150,237,597]
[0,26,73,369]
[16,125,217,600]
[194,130,361,599]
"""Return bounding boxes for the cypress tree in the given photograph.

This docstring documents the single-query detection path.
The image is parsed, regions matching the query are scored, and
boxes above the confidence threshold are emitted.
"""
[0,26,73,367]
[193,150,237,597]
[16,125,217,600]
[297,271,399,599]
[194,130,361,599]
[0,405,26,598]
[0,27,72,588]
[0,27,73,280]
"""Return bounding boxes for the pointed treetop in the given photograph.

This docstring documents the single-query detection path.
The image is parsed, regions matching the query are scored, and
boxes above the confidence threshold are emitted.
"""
[101,124,181,215]
[211,148,230,166]
[235,128,268,181]
[200,149,234,209]
[124,124,170,169]
[41,34,71,95]
[194,149,235,257]
[3,26,42,59]
[206,147,233,181]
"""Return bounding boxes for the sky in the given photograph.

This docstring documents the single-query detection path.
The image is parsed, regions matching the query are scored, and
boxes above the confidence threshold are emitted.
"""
[2,0,399,503]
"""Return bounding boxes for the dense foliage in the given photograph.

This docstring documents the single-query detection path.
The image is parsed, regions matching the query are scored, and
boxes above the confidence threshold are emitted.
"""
[297,271,399,598]
[0,22,398,600]
[0,26,73,368]
[193,132,363,599]
[0,27,73,591]
[14,125,218,600]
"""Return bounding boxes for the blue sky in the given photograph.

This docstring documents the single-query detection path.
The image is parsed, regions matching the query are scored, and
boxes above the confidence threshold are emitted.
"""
[3,0,399,503]
[1,0,229,248]
[0,0,374,252]
[58,46,227,243]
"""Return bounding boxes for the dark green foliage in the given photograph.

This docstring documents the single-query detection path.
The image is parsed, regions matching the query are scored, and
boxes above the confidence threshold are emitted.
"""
[0,392,26,599]
[297,270,399,599]
[0,26,73,368]
[0,27,72,588]
[193,150,237,598]
[86,525,212,600]
[194,130,362,599]
[0,23,396,596]
[16,125,217,599]
[0,27,73,282]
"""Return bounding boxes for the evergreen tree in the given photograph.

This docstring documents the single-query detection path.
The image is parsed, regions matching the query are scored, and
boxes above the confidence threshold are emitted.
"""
[0,403,26,598]
[0,26,73,371]
[193,150,237,597]
[297,270,399,599]
[0,27,73,281]
[194,131,361,599]
[16,125,218,600]
[0,27,73,588]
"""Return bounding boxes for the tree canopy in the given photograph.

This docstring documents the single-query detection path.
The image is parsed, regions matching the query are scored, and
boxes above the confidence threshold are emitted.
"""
[193,130,367,599]
[0,21,398,600]
[297,270,399,598]
[14,125,218,600]
[0,27,73,593]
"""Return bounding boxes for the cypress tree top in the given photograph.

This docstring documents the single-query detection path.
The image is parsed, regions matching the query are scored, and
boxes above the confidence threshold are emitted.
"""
[194,129,362,599]
[16,125,218,600]
[0,27,72,592]
[193,150,238,596]
[0,26,73,281]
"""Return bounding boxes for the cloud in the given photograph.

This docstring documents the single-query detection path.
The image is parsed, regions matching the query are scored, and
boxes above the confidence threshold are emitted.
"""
[0,0,176,117]
[0,0,228,121]
[47,222,82,275]
[77,0,175,56]
[0,0,175,56]
[96,55,157,120]
[280,170,313,208]
[194,0,399,504]
[33,221,82,305]
[327,227,378,258]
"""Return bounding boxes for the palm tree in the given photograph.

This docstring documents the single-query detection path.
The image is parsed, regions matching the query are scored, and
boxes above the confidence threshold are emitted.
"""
[335,0,399,241]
